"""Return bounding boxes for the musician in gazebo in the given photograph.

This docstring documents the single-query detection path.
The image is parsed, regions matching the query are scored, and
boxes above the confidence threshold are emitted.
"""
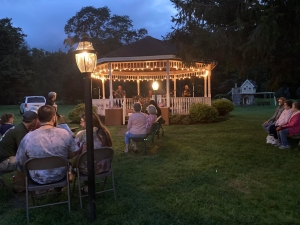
[182,85,191,97]
[114,85,126,98]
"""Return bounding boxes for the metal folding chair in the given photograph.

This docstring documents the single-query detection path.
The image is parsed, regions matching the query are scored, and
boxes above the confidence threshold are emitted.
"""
[24,156,71,222]
[73,147,116,209]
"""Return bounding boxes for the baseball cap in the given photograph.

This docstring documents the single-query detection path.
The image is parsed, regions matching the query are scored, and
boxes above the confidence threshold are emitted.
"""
[22,111,38,122]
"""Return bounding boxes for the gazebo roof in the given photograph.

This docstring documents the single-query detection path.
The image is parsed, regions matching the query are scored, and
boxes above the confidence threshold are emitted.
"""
[102,36,176,58]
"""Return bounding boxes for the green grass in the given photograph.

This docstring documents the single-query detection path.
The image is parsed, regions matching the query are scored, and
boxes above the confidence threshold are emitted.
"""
[1,105,300,224]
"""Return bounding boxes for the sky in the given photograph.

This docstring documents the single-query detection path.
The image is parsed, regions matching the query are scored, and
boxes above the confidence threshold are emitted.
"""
[0,0,177,52]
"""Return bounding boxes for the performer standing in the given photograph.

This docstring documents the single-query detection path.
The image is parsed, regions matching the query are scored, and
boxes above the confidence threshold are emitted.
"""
[114,85,126,98]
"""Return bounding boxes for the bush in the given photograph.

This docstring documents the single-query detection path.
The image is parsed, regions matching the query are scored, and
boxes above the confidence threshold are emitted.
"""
[170,114,182,125]
[189,103,218,123]
[212,99,234,116]
[68,103,98,123]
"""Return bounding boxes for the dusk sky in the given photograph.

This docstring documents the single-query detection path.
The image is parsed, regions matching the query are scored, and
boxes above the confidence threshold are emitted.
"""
[0,0,177,52]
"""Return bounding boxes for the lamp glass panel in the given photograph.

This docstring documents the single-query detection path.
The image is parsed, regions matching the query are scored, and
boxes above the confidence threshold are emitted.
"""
[152,81,159,90]
[75,41,97,73]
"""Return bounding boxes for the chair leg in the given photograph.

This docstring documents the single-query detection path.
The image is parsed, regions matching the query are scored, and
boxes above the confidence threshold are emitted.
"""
[78,171,83,209]
[143,142,147,155]
[67,172,71,213]
[111,171,117,200]
[161,126,164,136]
[102,177,107,191]
[26,178,29,222]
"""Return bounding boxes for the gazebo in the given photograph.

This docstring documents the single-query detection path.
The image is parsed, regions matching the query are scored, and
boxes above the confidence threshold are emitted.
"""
[91,36,217,125]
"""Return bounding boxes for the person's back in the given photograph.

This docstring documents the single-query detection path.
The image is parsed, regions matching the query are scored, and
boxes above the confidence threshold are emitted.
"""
[0,111,38,172]
[0,113,14,136]
[16,105,79,184]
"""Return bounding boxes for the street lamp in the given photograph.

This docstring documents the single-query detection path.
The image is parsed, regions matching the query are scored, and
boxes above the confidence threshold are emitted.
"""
[74,34,97,222]
[152,81,159,103]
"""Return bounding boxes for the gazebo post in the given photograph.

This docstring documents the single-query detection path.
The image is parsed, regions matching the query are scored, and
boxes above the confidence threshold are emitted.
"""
[108,62,113,106]
[102,79,105,99]
[204,75,207,98]
[166,60,170,107]
[174,78,177,97]
[137,75,140,95]
[207,70,211,98]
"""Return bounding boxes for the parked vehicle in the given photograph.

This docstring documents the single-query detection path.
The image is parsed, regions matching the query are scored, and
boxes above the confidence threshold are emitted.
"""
[20,96,46,114]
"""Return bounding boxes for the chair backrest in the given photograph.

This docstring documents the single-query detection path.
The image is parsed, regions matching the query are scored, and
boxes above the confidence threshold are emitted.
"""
[148,122,160,140]
[77,147,114,175]
[24,156,68,174]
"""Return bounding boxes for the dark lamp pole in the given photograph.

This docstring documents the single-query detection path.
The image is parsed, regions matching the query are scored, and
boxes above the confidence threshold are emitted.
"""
[152,81,159,103]
[74,34,97,222]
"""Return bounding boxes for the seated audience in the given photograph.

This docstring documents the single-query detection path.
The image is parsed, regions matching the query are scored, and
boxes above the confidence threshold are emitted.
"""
[124,103,147,153]
[0,113,14,136]
[268,100,293,145]
[149,100,162,117]
[16,105,79,185]
[263,97,285,143]
[0,111,38,172]
[276,102,300,149]
[146,105,157,134]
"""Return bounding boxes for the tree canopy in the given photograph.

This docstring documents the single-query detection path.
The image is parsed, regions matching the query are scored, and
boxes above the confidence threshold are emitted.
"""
[168,0,300,94]
[64,6,148,56]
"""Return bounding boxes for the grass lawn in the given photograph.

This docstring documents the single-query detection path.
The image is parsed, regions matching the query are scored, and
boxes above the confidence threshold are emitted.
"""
[1,105,300,224]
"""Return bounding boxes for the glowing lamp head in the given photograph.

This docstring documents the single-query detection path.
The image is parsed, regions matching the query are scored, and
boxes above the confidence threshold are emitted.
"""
[152,81,159,91]
[75,34,97,73]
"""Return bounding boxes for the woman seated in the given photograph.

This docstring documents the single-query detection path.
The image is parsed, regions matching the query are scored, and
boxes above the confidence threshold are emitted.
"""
[276,102,300,149]
[268,100,293,145]
[149,100,162,117]
[146,105,157,134]
[0,113,14,136]
[124,102,147,153]
[75,113,112,174]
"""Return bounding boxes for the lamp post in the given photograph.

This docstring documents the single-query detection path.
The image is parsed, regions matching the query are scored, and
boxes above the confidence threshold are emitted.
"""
[152,81,159,103]
[74,34,97,222]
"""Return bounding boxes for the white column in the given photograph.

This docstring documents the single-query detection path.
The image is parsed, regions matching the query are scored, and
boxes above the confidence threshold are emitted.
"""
[166,60,170,107]
[102,79,105,99]
[137,75,140,95]
[207,70,211,98]
[108,63,113,107]
[174,77,177,98]
[204,75,207,97]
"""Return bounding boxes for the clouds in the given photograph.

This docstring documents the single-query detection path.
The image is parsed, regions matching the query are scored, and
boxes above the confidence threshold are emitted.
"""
[0,0,176,52]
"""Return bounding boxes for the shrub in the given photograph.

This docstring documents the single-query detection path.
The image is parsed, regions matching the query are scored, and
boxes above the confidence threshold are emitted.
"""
[68,103,98,123]
[189,103,218,123]
[170,114,182,125]
[212,99,235,116]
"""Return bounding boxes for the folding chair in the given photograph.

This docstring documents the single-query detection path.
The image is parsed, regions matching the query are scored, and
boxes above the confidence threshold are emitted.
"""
[24,156,71,222]
[155,116,165,138]
[73,147,116,209]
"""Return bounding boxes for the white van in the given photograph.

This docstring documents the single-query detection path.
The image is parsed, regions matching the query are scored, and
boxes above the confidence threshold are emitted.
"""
[20,96,46,114]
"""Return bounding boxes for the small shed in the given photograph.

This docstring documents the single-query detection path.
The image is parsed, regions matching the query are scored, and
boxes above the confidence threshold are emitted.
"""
[232,79,257,106]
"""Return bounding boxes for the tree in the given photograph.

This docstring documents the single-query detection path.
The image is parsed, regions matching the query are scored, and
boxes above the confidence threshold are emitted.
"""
[64,6,148,56]
[0,18,34,104]
[168,0,300,96]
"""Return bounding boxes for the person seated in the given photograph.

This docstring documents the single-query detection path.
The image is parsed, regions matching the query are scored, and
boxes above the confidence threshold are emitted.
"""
[0,113,14,136]
[0,111,38,173]
[16,105,80,185]
[124,103,147,153]
[268,100,293,145]
[114,85,126,98]
[146,105,157,134]
[182,85,191,97]
[276,102,300,149]
[149,100,162,117]
[74,113,112,171]
[263,97,285,143]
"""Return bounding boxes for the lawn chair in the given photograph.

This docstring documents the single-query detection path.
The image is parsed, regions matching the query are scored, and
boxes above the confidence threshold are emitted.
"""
[155,116,165,138]
[24,156,71,222]
[73,147,116,209]
[131,122,160,154]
